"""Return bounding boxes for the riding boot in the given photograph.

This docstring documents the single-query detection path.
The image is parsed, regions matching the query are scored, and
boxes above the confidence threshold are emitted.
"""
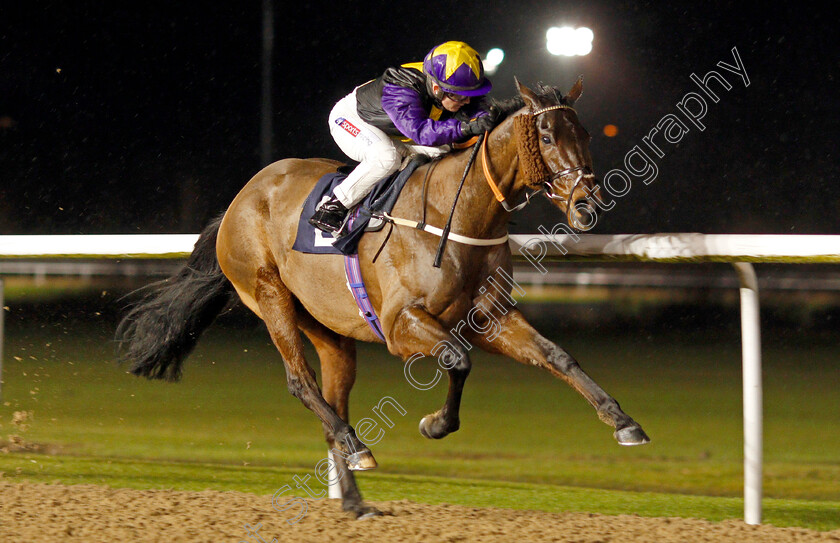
[309,196,349,234]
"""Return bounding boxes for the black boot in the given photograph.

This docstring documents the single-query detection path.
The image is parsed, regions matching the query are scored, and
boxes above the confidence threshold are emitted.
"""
[309,197,349,234]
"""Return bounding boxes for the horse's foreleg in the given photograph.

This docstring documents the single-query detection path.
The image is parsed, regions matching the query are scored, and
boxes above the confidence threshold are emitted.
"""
[298,312,381,519]
[466,308,649,445]
[255,267,377,469]
[389,305,470,440]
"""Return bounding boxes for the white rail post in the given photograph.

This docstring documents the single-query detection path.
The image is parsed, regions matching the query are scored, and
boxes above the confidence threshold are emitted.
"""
[327,449,342,499]
[732,262,763,525]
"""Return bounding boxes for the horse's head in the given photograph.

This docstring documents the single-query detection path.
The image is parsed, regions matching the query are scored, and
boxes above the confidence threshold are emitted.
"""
[514,78,597,230]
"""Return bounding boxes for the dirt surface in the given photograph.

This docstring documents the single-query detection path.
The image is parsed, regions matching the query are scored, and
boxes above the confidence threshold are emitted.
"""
[1,482,838,542]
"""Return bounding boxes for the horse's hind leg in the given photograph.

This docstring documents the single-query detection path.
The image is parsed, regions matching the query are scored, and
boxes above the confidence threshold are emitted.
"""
[298,311,381,519]
[389,306,471,440]
[467,308,649,446]
[254,266,377,469]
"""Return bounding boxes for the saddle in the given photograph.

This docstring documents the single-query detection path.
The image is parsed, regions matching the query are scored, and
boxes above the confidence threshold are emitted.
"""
[292,155,429,256]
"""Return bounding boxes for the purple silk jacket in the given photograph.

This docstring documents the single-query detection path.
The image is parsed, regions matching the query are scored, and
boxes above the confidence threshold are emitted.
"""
[354,62,488,147]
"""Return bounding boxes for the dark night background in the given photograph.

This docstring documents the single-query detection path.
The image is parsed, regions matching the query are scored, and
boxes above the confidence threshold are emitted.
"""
[1,1,837,235]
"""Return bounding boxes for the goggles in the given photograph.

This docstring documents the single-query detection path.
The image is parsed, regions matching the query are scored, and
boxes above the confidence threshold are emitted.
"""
[443,91,470,104]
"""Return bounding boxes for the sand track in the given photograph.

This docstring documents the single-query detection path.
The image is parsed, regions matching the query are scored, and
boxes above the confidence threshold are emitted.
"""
[1,482,838,542]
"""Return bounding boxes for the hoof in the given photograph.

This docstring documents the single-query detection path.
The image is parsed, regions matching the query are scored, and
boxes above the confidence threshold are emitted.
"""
[346,449,378,471]
[357,508,383,520]
[343,502,383,520]
[614,425,651,446]
[419,414,459,440]
[418,416,434,439]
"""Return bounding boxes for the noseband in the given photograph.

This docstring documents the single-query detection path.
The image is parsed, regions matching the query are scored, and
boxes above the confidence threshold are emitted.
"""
[543,165,595,206]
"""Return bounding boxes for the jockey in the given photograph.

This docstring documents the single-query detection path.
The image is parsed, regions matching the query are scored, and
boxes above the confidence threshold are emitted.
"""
[310,41,496,234]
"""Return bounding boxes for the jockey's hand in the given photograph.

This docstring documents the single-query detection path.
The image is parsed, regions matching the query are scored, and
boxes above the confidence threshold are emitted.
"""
[460,114,495,138]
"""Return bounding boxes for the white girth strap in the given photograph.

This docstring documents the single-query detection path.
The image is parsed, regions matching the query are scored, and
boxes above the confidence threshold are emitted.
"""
[380,212,509,246]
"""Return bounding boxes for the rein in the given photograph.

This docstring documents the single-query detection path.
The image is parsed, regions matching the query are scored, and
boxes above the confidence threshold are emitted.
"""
[480,134,544,212]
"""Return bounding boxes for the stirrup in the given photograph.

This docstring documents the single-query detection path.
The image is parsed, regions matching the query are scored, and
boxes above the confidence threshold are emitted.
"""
[309,198,349,235]
[309,211,345,234]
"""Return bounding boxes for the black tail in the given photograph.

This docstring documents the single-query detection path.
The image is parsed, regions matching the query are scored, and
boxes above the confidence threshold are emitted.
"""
[116,214,235,381]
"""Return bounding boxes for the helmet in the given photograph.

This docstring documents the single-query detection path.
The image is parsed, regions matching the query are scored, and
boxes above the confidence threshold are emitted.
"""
[422,41,492,97]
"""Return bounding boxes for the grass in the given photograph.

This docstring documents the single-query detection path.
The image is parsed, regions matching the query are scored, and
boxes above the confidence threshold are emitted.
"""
[1,277,114,302]
[1,312,839,530]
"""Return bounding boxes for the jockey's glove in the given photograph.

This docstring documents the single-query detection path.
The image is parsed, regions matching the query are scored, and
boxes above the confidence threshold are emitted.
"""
[460,114,496,138]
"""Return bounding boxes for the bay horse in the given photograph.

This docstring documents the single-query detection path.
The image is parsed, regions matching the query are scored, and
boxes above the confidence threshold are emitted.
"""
[117,79,649,518]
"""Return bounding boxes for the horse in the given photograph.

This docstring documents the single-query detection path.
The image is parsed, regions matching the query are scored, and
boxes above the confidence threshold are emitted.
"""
[116,79,650,519]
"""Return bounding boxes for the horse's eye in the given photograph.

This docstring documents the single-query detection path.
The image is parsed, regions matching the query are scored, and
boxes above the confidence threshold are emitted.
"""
[541,135,551,144]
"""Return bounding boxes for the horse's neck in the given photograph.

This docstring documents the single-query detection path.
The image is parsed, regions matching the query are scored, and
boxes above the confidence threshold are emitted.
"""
[434,120,521,239]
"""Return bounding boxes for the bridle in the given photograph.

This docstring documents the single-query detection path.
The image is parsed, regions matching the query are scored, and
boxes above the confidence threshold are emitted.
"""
[481,103,595,226]
[543,164,595,218]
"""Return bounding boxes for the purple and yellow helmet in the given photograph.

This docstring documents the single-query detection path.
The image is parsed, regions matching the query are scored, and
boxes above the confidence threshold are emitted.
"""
[422,41,492,97]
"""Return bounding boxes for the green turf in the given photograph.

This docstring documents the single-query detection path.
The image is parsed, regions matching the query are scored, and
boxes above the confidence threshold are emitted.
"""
[1,319,838,530]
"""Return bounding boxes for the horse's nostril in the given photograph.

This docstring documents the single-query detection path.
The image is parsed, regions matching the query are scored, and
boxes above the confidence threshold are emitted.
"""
[575,199,594,213]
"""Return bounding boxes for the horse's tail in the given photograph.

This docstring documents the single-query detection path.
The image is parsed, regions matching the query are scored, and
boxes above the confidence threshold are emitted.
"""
[116,213,235,381]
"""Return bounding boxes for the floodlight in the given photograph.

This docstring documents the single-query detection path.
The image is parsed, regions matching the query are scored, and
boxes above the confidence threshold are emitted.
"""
[484,47,505,75]
[546,26,593,56]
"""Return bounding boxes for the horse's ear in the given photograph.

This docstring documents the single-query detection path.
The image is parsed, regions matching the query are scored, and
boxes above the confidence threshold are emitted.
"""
[515,77,541,111]
[564,75,584,106]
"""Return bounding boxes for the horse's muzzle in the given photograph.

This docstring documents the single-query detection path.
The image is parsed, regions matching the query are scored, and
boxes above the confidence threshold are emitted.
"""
[569,196,598,231]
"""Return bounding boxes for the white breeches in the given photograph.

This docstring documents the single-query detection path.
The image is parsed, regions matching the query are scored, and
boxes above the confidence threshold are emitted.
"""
[328,88,449,208]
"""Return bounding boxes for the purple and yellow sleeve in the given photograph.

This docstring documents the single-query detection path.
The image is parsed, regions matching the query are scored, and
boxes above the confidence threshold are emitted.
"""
[381,84,464,146]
